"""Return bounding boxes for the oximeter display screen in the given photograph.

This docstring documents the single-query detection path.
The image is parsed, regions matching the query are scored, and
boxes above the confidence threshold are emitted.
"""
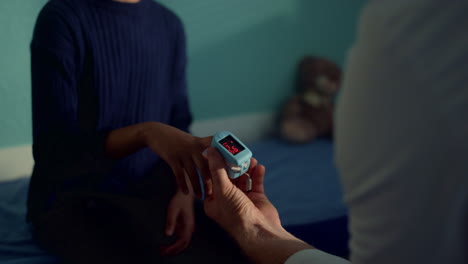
[219,135,245,155]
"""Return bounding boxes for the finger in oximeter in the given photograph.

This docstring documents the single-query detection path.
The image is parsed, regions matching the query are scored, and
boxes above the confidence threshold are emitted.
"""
[211,131,252,179]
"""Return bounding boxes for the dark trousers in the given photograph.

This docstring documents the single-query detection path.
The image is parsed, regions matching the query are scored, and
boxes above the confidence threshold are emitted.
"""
[32,163,248,264]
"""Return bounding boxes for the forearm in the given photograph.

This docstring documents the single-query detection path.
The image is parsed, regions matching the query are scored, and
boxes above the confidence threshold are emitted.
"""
[233,218,313,264]
[105,121,158,159]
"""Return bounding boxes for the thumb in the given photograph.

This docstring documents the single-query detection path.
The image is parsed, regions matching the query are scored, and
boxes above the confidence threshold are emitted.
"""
[165,207,178,236]
[206,147,232,192]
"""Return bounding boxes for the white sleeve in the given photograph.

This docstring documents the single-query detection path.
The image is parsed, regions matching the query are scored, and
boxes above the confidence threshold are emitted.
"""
[285,249,349,264]
[335,1,468,264]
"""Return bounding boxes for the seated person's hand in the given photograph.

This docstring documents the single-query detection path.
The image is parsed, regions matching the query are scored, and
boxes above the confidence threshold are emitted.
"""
[203,147,281,236]
[144,122,213,199]
[160,189,195,256]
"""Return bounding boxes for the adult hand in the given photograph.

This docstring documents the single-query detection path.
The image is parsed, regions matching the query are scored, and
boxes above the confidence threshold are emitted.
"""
[203,147,281,236]
[203,147,313,264]
[144,122,213,199]
[160,190,195,256]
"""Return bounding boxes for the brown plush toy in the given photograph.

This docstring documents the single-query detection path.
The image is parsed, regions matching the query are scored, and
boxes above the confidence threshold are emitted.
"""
[279,56,341,143]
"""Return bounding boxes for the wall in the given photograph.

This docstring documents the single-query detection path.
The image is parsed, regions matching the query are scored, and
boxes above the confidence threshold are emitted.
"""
[161,0,366,120]
[0,1,47,148]
[0,0,366,148]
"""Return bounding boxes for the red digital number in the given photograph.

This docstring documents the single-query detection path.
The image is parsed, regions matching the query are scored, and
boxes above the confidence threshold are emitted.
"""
[231,146,239,154]
[222,142,239,155]
[222,143,231,152]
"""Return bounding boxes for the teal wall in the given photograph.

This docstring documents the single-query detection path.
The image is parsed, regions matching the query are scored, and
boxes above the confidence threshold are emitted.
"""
[0,1,47,148]
[0,0,366,148]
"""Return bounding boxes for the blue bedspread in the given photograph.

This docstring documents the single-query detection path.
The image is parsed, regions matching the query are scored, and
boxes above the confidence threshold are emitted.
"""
[0,178,58,264]
[251,139,349,258]
[0,138,348,262]
[251,139,347,226]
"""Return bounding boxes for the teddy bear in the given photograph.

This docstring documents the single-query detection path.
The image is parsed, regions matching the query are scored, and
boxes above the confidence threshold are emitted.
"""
[279,56,341,143]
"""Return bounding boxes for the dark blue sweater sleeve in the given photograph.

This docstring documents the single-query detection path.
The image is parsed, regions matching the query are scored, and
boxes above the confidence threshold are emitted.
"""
[31,4,112,180]
[168,16,193,133]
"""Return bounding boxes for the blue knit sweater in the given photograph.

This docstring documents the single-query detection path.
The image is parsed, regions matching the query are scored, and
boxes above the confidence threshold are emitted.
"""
[27,0,191,221]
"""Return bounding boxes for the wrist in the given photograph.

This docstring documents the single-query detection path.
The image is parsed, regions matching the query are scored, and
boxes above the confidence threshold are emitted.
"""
[105,122,161,159]
[233,215,313,264]
[139,121,161,147]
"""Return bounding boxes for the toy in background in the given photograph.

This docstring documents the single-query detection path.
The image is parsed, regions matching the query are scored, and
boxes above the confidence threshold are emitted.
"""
[279,56,341,144]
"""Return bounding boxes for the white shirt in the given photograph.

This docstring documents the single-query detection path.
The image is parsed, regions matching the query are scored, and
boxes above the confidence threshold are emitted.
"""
[287,0,468,263]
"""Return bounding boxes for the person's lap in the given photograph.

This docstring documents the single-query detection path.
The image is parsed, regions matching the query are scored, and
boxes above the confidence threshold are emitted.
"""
[32,162,247,264]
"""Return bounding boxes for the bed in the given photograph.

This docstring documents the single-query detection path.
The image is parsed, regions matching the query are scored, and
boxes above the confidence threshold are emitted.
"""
[0,138,348,263]
[250,138,349,258]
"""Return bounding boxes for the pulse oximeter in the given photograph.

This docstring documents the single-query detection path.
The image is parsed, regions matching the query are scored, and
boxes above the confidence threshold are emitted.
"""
[211,131,252,179]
